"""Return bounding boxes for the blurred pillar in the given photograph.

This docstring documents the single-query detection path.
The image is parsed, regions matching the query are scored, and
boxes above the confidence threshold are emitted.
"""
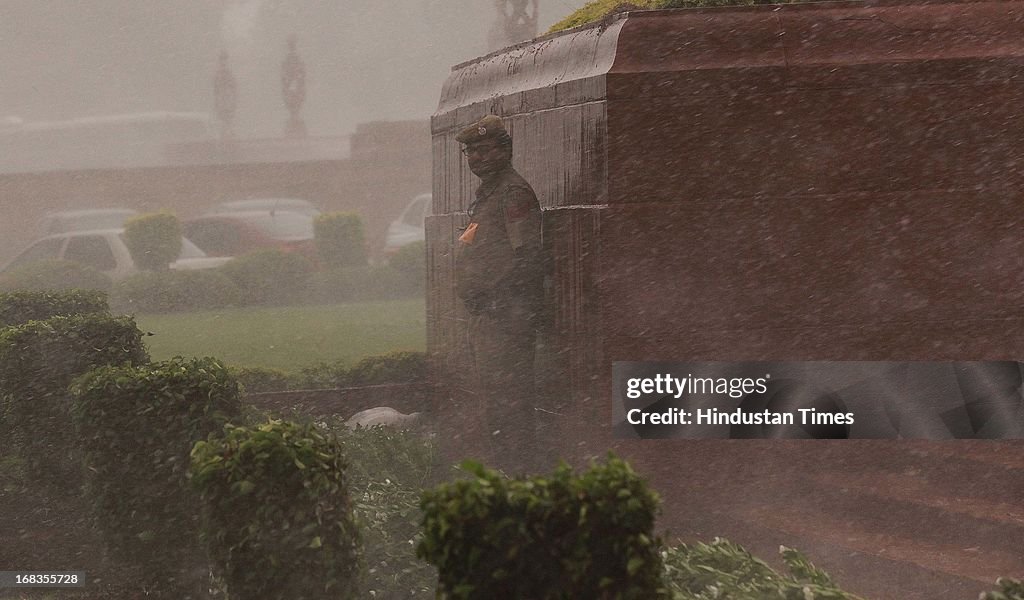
[213,50,238,141]
[488,0,539,51]
[281,34,307,138]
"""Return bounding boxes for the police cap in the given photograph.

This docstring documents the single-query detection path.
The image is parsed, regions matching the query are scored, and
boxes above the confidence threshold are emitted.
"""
[455,115,508,145]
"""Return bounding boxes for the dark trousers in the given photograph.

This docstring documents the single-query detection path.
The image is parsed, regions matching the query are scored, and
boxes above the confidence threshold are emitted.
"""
[469,310,538,475]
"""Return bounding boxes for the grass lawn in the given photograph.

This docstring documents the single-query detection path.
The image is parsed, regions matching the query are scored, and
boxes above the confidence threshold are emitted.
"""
[134,299,426,372]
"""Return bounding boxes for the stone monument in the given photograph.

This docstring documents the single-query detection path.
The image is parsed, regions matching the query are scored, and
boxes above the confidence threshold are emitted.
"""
[281,34,307,138]
[213,50,237,141]
[487,0,539,51]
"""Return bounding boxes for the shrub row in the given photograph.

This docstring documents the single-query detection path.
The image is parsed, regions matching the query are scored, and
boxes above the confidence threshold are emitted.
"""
[0,259,113,293]
[115,269,243,313]
[299,350,428,390]
[230,350,428,394]
[0,245,425,313]
[0,289,109,327]
[114,256,423,313]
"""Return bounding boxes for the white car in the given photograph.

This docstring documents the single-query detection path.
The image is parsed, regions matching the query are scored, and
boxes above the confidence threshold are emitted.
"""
[1,229,231,281]
[383,193,431,256]
[204,198,321,218]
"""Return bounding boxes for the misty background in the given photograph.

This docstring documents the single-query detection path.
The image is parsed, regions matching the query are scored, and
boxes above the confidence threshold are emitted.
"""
[0,0,585,139]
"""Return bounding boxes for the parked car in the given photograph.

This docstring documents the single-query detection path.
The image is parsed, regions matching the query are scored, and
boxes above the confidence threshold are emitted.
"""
[383,193,430,256]
[38,208,138,235]
[204,198,321,218]
[183,210,317,261]
[1,229,231,280]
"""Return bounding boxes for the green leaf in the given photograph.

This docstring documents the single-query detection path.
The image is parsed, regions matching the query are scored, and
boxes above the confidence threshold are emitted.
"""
[627,557,644,576]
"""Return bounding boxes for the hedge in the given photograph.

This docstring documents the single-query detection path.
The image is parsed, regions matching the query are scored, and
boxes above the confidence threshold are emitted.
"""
[0,259,113,293]
[418,454,666,599]
[299,350,427,389]
[70,357,242,597]
[0,289,109,328]
[114,269,242,313]
[220,249,314,306]
[228,365,297,393]
[190,419,361,600]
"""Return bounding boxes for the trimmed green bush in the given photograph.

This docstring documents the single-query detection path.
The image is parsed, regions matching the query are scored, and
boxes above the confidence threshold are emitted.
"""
[123,213,182,271]
[314,212,368,268]
[389,240,426,292]
[0,289,109,328]
[190,419,361,600]
[221,249,314,306]
[114,269,242,313]
[0,259,113,293]
[418,454,666,599]
[70,357,241,597]
[0,314,148,490]
[661,538,864,599]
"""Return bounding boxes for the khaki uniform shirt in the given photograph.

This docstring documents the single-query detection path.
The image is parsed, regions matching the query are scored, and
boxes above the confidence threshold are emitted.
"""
[455,166,543,317]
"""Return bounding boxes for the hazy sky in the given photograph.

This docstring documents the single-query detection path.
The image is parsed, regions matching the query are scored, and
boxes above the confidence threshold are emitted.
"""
[0,1,586,138]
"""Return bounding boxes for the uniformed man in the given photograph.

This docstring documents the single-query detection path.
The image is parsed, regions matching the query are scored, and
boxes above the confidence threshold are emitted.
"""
[454,114,544,474]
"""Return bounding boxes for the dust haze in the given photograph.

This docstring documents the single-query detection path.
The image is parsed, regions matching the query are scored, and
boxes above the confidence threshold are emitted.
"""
[0,1,581,139]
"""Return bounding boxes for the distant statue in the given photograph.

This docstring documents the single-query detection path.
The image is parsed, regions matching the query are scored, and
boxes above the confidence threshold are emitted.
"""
[213,50,238,140]
[488,0,539,51]
[281,34,307,138]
